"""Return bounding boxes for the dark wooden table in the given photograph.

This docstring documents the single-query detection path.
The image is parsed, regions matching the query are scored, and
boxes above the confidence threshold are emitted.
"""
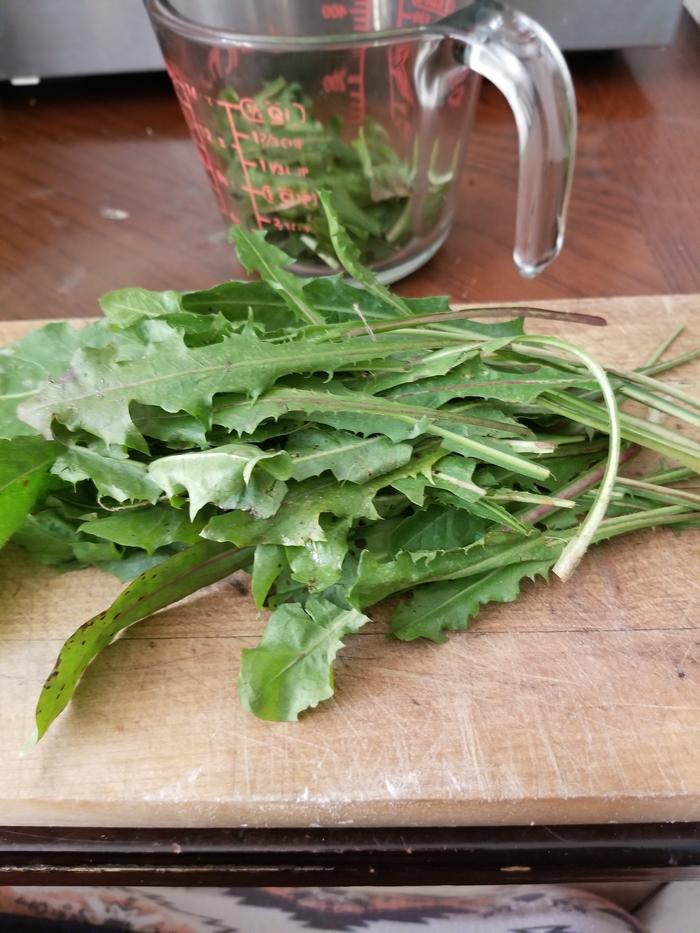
[1,13,698,322]
[0,13,699,886]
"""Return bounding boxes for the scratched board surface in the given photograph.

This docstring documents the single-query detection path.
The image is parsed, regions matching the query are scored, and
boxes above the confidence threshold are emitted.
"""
[0,295,699,829]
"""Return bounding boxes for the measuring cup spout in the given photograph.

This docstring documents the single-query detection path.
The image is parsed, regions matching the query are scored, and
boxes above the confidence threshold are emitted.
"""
[437,1,576,278]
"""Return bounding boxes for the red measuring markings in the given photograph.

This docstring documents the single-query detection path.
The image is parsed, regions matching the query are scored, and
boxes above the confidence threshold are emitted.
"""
[218,95,318,230]
[235,96,307,127]
[396,0,455,25]
[166,61,240,223]
[389,0,458,136]
[321,2,350,17]
[249,129,304,150]
[202,47,239,90]
[345,49,366,125]
[319,54,364,123]
[270,217,313,234]
[388,43,416,139]
[254,158,310,177]
[320,0,390,126]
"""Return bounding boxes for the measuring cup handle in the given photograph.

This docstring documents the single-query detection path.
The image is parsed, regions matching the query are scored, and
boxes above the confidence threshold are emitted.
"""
[437,1,576,277]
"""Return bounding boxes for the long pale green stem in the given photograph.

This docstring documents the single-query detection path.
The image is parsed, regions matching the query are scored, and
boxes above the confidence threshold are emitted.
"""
[618,385,700,429]
[541,391,700,471]
[643,466,696,485]
[644,325,684,366]
[426,422,550,480]
[592,505,698,540]
[643,349,700,377]
[514,335,621,581]
[610,367,700,411]
[614,477,700,507]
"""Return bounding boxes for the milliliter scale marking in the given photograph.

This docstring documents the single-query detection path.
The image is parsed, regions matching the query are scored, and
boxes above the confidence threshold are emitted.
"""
[218,97,316,233]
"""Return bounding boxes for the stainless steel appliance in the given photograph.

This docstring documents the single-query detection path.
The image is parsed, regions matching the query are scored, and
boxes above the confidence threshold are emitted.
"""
[0,0,685,82]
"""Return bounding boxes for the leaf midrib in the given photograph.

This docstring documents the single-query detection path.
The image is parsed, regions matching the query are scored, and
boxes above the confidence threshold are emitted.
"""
[262,610,363,689]
[26,334,455,416]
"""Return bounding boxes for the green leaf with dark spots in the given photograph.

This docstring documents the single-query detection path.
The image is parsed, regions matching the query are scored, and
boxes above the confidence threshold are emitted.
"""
[32,540,252,742]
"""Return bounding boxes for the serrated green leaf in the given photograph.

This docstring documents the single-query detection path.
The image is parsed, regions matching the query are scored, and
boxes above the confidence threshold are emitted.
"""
[319,190,412,318]
[183,280,298,332]
[213,384,532,477]
[149,443,292,519]
[350,531,564,608]
[229,227,323,326]
[182,275,449,330]
[389,505,489,556]
[33,540,252,742]
[212,384,428,440]
[390,559,556,643]
[52,446,162,504]
[98,287,183,328]
[358,346,476,396]
[203,476,380,547]
[80,504,203,555]
[0,321,107,439]
[386,356,594,409]
[19,328,459,449]
[0,437,59,547]
[304,277,450,325]
[238,596,369,721]
[286,427,412,483]
[204,447,440,549]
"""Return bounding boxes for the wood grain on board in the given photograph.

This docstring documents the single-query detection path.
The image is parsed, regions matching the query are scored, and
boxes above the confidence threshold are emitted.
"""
[0,295,698,829]
[0,15,699,322]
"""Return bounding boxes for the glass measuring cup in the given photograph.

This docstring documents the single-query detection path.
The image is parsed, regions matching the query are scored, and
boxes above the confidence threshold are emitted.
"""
[145,0,576,283]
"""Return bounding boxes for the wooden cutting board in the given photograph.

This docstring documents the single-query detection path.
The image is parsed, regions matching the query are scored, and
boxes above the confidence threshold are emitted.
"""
[0,295,698,829]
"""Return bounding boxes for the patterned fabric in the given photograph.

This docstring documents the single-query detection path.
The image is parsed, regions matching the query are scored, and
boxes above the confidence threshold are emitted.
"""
[0,885,645,932]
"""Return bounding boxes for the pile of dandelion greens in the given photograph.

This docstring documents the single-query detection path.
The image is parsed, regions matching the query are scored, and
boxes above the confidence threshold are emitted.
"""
[1,197,699,744]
